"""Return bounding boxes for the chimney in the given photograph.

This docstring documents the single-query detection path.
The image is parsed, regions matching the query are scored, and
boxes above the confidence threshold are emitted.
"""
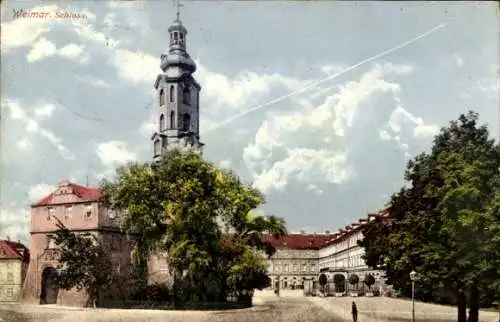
[6,236,10,241]
[325,230,330,234]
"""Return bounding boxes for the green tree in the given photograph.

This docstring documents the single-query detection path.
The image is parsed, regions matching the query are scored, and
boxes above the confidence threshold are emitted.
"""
[349,274,359,291]
[101,150,287,304]
[364,274,375,291]
[50,218,114,307]
[359,112,500,322]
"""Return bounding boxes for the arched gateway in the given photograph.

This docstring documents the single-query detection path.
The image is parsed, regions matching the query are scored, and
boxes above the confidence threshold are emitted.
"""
[40,266,59,304]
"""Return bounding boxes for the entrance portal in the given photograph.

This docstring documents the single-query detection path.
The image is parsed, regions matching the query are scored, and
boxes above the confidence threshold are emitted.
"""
[40,266,59,304]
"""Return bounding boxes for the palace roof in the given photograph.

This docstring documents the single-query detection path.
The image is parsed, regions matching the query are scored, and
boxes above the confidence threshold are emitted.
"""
[32,181,101,207]
[0,240,29,261]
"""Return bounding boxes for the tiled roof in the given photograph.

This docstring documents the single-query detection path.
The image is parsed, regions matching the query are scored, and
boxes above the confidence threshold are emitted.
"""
[221,233,336,250]
[0,240,29,261]
[262,234,335,250]
[33,182,101,206]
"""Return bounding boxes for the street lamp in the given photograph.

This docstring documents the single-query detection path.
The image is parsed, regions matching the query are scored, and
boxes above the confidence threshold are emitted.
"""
[409,270,417,322]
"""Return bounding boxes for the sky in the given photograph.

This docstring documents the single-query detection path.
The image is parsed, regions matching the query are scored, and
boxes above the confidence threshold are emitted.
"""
[1,1,498,244]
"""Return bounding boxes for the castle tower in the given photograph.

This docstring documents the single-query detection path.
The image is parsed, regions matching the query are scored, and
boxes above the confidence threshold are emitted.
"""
[152,11,204,162]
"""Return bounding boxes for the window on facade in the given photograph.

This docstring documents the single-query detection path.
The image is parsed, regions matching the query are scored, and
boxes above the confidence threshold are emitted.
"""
[7,288,13,297]
[181,113,191,132]
[169,111,175,129]
[284,264,289,272]
[182,86,190,105]
[293,264,298,272]
[7,272,13,282]
[275,264,281,273]
[169,86,175,103]
[159,114,165,132]
[84,204,92,220]
[159,89,165,106]
[302,264,307,272]
[7,261,12,269]
[47,207,54,221]
[64,206,72,220]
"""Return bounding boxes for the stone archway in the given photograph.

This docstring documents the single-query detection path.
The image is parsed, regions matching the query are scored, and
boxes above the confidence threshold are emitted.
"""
[40,266,59,304]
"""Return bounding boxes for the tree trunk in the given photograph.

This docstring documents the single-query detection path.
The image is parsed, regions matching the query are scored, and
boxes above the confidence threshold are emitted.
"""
[458,287,467,322]
[468,283,479,322]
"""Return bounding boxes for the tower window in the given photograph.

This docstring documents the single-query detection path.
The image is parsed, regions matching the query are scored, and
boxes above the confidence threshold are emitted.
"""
[174,32,178,41]
[169,85,175,102]
[159,114,165,132]
[154,139,161,156]
[182,113,191,132]
[159,89,165,106]
[169,111,175,129]
[182,86,190,105]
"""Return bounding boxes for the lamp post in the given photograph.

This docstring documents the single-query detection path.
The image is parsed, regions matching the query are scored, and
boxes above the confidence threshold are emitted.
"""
[409,270,417,322]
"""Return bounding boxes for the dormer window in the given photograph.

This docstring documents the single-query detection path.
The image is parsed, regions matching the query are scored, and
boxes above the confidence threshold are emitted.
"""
[64,206,72,220]
[84,204,92,220]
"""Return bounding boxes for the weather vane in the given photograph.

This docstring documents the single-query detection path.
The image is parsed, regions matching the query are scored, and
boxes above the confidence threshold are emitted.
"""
[174,0,184,20]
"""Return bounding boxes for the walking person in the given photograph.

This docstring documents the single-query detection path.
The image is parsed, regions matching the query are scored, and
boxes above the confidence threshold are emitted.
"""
[352,301,358,322]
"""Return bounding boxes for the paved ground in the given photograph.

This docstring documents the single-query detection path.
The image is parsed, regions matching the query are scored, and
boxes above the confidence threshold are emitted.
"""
[0,292,346,322]
[1,291,499,322]
[308,295,500,322]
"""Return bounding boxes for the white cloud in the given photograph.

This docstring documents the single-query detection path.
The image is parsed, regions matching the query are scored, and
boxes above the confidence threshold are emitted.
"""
[113,49,157,84]
[95,140,137,169]
[34,104,56,119]
[385,105,439,139]
[454,54,464,67]
[219,159,232,169]
[59,43,85,60]
[3,99,72,159]
[75,75,110,88]
[252,148,353,194]
[28,183,55,202]
[26,37,57,63]
[243,63,414,193]
[16,138,31,150]
[1,5,58,52]
[0,208,29,244]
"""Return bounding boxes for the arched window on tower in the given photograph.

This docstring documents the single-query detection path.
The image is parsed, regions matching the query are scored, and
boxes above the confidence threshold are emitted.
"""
[169,111,175,129]
[182,113,191,132]
[169,85,175,103]
[154,139,160,156]
[159,114,165,132]
[182,86,190,105]
[159,89,165,106]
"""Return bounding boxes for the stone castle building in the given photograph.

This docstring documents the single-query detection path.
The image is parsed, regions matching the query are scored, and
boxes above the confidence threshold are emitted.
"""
[265,210,389,293]
[20,14,387,306]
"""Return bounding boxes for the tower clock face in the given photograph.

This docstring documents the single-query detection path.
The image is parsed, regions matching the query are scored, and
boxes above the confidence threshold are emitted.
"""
[107,209,117,219]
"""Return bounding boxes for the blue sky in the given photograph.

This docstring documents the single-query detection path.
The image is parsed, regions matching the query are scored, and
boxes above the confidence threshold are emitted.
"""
[1,1,498,243]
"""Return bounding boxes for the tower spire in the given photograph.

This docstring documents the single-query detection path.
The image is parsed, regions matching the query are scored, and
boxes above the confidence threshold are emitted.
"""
[174,0,184,21]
